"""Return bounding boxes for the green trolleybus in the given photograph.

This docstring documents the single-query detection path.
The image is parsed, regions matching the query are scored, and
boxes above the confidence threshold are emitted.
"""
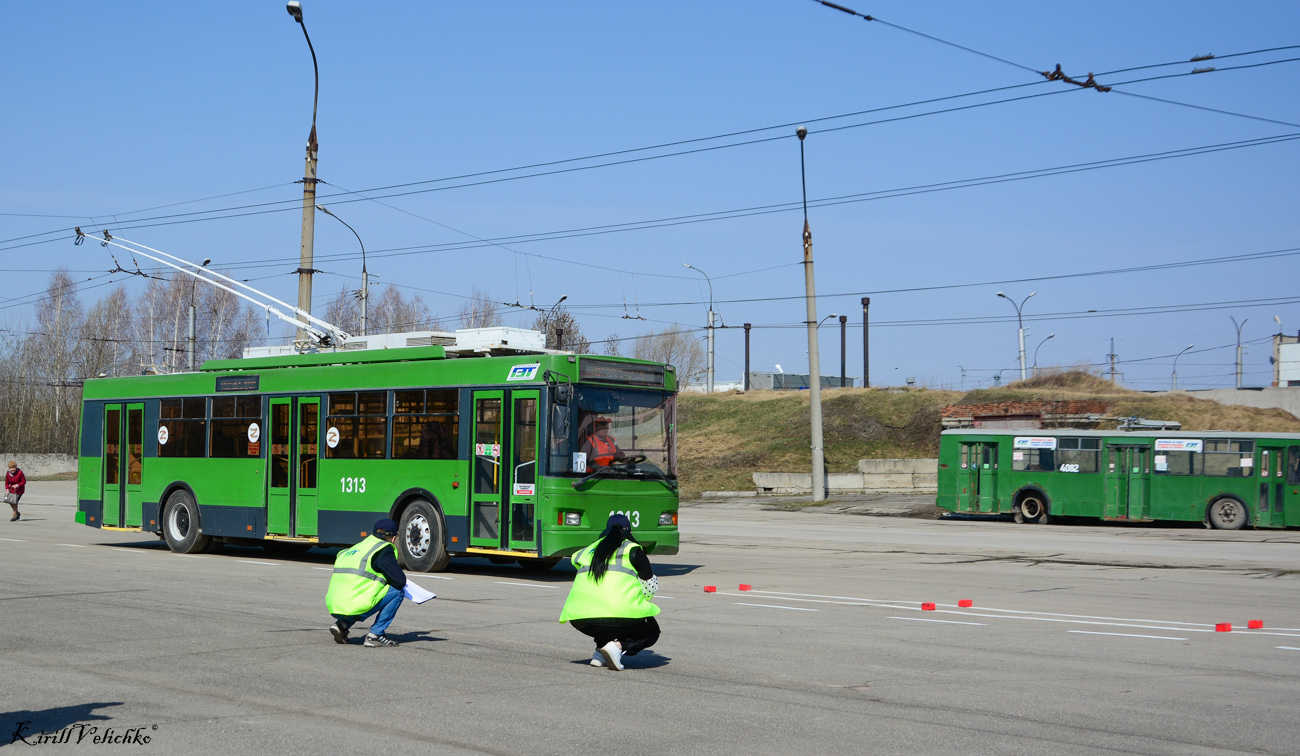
[76,347,680,570]
[937,428,1300,530]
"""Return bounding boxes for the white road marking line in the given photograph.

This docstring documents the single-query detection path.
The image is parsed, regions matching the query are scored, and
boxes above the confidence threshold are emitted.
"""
[1235,631,1300,638]
[312,567,333,571]
[888,616,986,626]
[175,554,206,559]
[413,575,453,580]
[734,602,818,612]
[111,548,145,554]
[55,543,87,548]
[656,596,674,599]
[0,538,25,542]
[1276,646,1300,651]
[495,581,555,589]
[1069,631,1188,641]
[750,590,1217,628]
[238,560,278,566]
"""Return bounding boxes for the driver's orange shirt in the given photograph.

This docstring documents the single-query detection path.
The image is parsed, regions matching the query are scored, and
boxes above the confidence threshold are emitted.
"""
[589,435,619,466]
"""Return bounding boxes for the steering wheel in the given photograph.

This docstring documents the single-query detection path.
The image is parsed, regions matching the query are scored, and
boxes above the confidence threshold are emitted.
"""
[611,455,647,467]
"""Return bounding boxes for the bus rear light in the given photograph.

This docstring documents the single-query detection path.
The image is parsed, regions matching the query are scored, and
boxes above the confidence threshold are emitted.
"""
[560,512,581,526]
[659,512,677,526]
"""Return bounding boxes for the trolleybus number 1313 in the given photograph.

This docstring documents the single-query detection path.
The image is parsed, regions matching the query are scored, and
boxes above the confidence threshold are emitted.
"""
[340,477,367,493]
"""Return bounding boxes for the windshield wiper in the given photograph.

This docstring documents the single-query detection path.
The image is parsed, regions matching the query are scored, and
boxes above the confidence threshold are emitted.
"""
[630,467,679,492]
[571,466,629,489]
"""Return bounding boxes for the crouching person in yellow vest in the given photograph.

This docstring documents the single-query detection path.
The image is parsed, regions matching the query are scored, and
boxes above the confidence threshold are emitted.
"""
[326,518,407,648]
[559,513,660,670]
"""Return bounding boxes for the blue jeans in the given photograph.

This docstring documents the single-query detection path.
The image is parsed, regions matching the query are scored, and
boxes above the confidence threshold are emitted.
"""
[332,586,404,636]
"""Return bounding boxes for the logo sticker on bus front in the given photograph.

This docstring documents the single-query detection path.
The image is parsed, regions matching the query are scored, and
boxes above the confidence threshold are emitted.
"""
[247,423,261,443]
[507,363,540,382]
[326,427,340,449]
[157,426,169,445]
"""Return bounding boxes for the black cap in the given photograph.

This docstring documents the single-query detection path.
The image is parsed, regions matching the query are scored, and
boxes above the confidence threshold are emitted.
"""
[374,518,399,537]
[605,513,631,532]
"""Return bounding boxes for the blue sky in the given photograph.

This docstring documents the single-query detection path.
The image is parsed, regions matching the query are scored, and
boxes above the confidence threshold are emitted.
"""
[3,1,1298,390]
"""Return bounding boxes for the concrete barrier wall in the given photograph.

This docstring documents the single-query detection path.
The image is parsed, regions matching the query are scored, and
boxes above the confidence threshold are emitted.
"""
[0,454,77,477]
[1164,387,1300,419]
[754,459,938,495]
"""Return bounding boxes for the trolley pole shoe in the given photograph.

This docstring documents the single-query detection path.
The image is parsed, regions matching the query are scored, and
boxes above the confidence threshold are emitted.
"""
[364,633,400,648]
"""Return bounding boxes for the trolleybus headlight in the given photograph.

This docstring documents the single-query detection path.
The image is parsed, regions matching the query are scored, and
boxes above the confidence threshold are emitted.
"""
[559,512,581,526]
[659,512,677,526]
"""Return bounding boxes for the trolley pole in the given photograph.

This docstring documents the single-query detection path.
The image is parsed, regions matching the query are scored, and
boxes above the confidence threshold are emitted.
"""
[743,323,751,391]
[797,126,826,502]
[839,315,847,387]
[861,297,870,388]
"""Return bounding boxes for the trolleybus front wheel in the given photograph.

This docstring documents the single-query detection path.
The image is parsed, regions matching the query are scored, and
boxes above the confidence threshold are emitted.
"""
[1208,498,1247,530]
[1014,495,1049,525]
[162,489,211,554]
[398,499,450,572]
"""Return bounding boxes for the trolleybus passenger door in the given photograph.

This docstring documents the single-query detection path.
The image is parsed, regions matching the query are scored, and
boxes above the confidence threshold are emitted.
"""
[977,443,998,513]
[470,391,505,550]
[507,390,540,552]
[103,405,123,527]
[1257,445,1291,528]
[124,403,144,527]
[267,397,320,537]
[1104,446,1149,519]
[1125,447,1149,520]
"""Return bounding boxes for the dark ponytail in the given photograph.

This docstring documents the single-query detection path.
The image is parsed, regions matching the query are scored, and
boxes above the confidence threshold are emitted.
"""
[589,523,638,583]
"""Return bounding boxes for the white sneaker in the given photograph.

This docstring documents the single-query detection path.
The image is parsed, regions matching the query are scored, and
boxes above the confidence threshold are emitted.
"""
[599,641,624,671]
[590,651,604,667]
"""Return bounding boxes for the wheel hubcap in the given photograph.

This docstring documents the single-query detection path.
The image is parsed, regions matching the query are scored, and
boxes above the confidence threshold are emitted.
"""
[406,514,431,558]
[170,505,190,539]
[1022,499,1042,519]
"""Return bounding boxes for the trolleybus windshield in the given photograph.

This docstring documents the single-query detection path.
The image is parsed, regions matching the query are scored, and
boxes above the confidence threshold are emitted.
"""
[549,386,676,480]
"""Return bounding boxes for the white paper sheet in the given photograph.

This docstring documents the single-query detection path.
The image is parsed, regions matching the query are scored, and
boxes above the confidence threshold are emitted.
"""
[403,581,437,604]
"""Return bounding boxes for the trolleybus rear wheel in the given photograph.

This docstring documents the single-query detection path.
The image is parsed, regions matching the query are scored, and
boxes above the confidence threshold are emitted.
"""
[398,499,450,572]
[1208,498,1247,530]
[1017,495,1049,525]
[162,489,211,554]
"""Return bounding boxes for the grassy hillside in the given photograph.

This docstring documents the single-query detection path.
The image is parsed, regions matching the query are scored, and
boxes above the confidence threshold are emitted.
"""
[675,371,1300,497]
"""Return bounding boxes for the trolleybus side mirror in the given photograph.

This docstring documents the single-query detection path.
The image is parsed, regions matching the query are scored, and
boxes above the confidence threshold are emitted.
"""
[554,383,571,404]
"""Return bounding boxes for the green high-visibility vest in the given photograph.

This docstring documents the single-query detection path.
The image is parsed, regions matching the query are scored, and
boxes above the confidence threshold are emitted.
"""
[326,535,395,616]
[559,539,659,623]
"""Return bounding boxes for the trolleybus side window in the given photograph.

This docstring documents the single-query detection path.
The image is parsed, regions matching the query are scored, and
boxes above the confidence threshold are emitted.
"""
[1012,445,1054,472]
[210,395,263,458]
[1058,437,1100,473]
[325,392,386,459]
[159,397,206,458]
[1287,446,1300,485]
[1155,449,1201,475]
[1204,439,1253,477]
[392,389,459,460]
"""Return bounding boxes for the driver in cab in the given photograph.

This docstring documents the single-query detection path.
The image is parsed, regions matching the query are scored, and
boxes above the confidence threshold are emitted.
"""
[582,416,626,467]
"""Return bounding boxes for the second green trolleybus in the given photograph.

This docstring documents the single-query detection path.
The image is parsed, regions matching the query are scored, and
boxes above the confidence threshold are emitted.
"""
[75,347,680,570]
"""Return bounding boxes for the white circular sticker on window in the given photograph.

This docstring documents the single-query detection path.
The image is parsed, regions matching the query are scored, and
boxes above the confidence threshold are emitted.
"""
[157,426,169,445]
[326,427,340,448]
[247,422,261,443]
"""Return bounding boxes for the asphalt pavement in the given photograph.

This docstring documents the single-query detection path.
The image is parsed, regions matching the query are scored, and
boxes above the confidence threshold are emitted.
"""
[4,482,1300,755]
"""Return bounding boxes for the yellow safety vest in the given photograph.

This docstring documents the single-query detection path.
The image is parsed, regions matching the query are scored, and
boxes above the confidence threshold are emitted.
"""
[559,539,659,622]
[325,535,394,616]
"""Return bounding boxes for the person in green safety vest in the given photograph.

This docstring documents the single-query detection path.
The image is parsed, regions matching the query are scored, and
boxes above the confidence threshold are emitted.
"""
[559,513,661,670]
[325,518,407,648]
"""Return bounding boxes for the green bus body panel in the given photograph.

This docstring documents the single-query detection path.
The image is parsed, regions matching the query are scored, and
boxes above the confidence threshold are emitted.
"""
[937,429,1300,528]
[76,350,680,558]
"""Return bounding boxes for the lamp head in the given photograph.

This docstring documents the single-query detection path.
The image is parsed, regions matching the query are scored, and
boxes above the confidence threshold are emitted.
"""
[796,126,807,141]
[996,291,1006,298]
[558,295,567,304]
[202,258,211,267]
[1028,291,1037,298]
[286,1,303,22]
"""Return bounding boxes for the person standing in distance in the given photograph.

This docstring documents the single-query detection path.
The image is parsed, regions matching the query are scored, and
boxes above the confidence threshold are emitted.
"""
[326,518,407,647]
[6,461,25,521]
[559,513,661,670]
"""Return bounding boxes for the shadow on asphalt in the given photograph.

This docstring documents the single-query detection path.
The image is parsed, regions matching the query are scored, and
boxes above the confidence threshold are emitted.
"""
[1,702,122,749]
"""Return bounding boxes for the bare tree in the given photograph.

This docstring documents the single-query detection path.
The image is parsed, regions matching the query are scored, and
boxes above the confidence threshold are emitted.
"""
[33,269,85,450]
[602,333,622,356]
[322,285,362,336]
[633,324,705,387]
[458,287,504,330]
[77,285,133,379]
[531,304,590,353]
[368,285,439,334]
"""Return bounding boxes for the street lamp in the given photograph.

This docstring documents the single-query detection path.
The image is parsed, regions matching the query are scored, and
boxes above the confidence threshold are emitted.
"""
[287,1,320,343]
[187,258,211,371]
[316,204,369,336]
[997,290,1036,382]
[1031,333,1055,378]
[1231,316,1248,388]
[797,125,826,502]
[1172,344,1194,390]
[683,263,716,393]
[546,295,568,350]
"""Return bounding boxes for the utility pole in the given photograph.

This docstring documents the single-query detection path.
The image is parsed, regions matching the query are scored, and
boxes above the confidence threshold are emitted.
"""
[743,323,752,391]
[861,297,870,388]
[1108,338,1117,384]
[1231,317,1248,388]
[683,264,716,393]
[797,126,826,502]
[839,315,847,387]
[287,1,320,344]
[556,328,564,352]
